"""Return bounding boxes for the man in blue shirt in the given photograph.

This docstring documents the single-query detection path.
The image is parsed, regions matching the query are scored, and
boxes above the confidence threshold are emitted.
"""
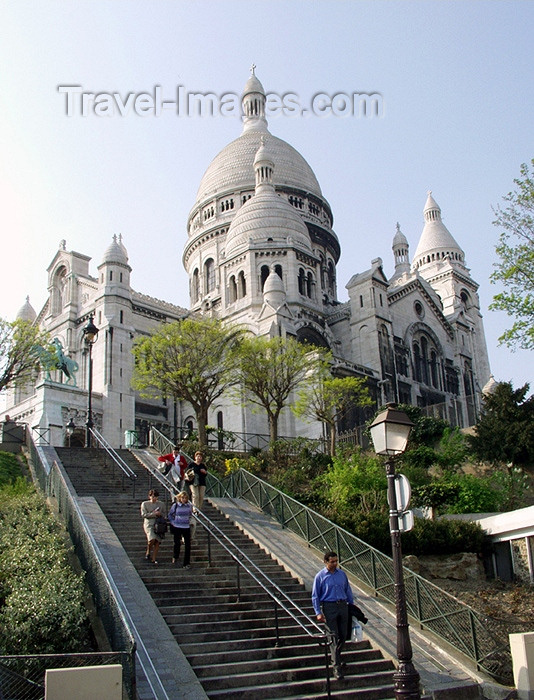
[312,551,354,679]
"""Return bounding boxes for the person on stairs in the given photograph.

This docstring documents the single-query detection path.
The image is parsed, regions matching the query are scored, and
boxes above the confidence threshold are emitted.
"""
[158,445,187,490]
[168,490,193,568]
[312,551,354,680]
[140,489,166,564]
[189,450,208,512]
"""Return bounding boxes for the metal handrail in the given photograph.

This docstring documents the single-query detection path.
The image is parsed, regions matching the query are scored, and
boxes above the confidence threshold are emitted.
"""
[90,427,138,497]
[149,424,327,455]
[148,426,194,463]
[210,468,517,685]
[139,451,335,696]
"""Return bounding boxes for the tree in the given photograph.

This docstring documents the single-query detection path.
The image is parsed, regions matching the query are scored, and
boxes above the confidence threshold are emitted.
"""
[132,318,242,448]
[468,381,534,468]
[0,318,49,394]
[293,353,372,456]
[235,335,320,444]
[490,159,534,349]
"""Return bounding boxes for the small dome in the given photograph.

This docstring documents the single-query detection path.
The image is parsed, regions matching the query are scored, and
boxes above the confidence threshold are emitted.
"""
[16,296,37,323]
[243,69,265,98]
[263,266,286,308]
[412,192,464,269]
[393,222,408,248]
[225,142,312,258]
[102,234,128,265]
[482,375,499,396]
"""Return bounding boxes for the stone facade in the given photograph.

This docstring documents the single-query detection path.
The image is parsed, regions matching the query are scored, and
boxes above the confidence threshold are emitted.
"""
[2,69,492,447]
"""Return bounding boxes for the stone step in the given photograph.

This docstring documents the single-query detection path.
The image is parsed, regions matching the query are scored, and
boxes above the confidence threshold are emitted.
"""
[204,672,395,699]
[59,451,397,699]
[186,643,380,668]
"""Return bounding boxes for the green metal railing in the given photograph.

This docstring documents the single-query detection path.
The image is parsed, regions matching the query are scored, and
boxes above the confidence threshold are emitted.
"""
[207,468,522,685]
[0,652,130,700]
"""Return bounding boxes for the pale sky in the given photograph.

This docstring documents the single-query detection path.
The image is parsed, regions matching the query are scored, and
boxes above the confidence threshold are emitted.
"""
[0,1,533,389]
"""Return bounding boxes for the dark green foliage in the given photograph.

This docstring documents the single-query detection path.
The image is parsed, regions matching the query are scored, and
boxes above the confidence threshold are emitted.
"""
[395,404,448,447]
[0,480,91,654]
[0,451,23,488]
[412,482,460,513]
[468,382,534,468]
[401,517,486,557]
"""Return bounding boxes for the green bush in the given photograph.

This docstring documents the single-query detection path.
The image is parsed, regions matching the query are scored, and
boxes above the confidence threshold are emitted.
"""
[401,517,486,556]
[0,480,91,654]
[0,451,23,488]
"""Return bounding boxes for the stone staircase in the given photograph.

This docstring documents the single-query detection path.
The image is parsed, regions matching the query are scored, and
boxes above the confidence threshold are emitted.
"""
[56,448,399,699]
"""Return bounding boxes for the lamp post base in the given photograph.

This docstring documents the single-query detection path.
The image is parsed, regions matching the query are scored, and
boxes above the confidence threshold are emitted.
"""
[393,662,421,699]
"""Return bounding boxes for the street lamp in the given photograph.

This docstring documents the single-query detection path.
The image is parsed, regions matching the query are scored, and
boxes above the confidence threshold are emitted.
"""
[369,404,421,700]
[66,417,76,448]
[83,315,99,448]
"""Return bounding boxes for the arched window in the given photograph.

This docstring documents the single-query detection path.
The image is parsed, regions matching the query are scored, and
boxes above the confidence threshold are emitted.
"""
[51,266,68,315]
[260,265,270,291]
[238,271,246,298]
[274,264,283,280]
[306,271,313,298]
[204,259,215,293]
[229,275,237,303]
[327,261,335,295]
[192,269,200,304]
[298,268,306,296]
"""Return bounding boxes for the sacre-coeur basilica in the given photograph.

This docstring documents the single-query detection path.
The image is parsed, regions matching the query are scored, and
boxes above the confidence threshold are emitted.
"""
[2,69,493,448]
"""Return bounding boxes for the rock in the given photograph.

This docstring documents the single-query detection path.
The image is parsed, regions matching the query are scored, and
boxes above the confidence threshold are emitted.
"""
[417,552,485,581]
[403,554,420,574]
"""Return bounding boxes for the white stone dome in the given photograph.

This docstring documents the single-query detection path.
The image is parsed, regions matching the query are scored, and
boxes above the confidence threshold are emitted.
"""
[102,234,128,265]
[224,187,312,258]
[16,296,37,323]
[412,193,464,268]
[225,138,312,258]
[195,130,322,203]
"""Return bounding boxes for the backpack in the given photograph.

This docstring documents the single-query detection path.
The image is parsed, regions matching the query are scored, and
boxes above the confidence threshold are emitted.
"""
[154,515,168,536]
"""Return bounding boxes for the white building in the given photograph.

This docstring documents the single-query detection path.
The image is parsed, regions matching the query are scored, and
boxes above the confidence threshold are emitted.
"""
[2,69,491,447]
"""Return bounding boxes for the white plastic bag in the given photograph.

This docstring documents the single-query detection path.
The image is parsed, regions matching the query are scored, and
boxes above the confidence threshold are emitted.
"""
[351,618,363,642]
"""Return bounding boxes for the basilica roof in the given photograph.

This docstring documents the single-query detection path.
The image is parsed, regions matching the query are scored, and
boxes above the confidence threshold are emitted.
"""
[412,192,464,268]
[16,296,37,323]
[193,70,323,206]
[224,138,313,257]
[101,234,129,265]
[195,131,322,203]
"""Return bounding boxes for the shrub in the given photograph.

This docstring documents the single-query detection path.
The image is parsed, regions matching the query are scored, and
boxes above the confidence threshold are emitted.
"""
[0,480,91,654]
[402,517,486,556]
[0,451,23,488]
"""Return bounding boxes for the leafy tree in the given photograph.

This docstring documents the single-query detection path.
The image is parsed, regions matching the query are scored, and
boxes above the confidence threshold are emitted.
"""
[490,159,534,349]
[235,335,321,444]
[412,482,460,519]
[468,382,534,468]
[293,353,372,456]
[0,318,49,394]
[132,317,243,448]
[321,450,387,517]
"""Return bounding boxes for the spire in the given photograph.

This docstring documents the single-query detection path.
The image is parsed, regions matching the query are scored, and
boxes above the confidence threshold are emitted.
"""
[253,136,275,191]
[412,192,465,271]
[242,66,268,133]
[392,222,410,277]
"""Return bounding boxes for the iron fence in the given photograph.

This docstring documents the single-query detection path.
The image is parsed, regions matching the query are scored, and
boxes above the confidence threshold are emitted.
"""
[149,424,327,455]
[0,652,129,700]
[207,468,523,685]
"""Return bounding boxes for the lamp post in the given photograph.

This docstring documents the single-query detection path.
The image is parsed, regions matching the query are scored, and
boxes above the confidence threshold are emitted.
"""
[83,315,99,448]
[369,404,420,700]
[66,417,76,448]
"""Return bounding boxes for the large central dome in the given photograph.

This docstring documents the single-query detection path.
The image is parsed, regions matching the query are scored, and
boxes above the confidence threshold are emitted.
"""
[193,69,322,207]
[195,131,323,202]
